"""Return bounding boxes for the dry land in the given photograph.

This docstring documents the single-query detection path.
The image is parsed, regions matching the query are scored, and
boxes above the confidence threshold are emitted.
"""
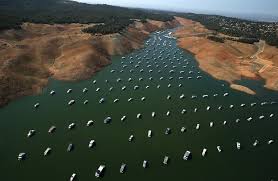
[174,17,278,94]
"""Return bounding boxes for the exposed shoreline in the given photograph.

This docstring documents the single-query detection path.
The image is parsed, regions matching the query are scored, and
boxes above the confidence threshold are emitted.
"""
[1,16,278,107]
[173,17,278,95]
[0,19,179,107]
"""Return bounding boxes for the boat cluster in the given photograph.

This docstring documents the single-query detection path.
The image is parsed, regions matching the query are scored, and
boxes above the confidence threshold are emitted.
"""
[19,30,278,180]
[22,135,273,180]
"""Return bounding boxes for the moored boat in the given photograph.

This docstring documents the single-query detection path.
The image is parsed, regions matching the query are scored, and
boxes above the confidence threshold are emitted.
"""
[95,165,106,178]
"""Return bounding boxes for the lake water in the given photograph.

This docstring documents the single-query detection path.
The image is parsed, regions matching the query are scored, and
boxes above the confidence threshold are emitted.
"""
[1,29,278,181]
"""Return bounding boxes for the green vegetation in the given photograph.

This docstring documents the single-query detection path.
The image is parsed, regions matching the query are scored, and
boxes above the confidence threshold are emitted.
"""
[0,0,173,33]
[83,18,133,35]
[180,13,278,47]
[207,35,224,43]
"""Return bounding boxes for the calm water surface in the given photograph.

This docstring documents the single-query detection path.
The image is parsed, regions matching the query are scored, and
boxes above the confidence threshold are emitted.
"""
[1,29,278,181]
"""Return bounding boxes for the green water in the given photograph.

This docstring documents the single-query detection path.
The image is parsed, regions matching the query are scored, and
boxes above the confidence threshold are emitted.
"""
[1,29,278,181]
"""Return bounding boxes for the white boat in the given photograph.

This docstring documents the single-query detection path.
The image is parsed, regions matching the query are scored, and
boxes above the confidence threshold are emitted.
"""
[191,95,197,99]
[136,114,142,119]
[151,112,156,118]
[34,103,40,108]
[181,127,186,133]
[27,130,36,138]
[236,142,241,150]
[217,146,222,152]
[67,143,74,152]
[240,103,245,107]
[202,148,207,157]
[157,85,161,89]
[202,95,208,98]
[209,122,214,127]
[247,117,253,121]
[89,140,95,148]
[253,140,258,147]
[167,95,171,100]
[87,120,94,127]
[96,88,100,92]
[165,128,171,135]
[122,86,126,91]
[67,89,72,94]
[121,116,126,121]
[181,109,187,114]
[166,111,170,116]
[163,156,169,165]
[48,126,56,133]
[236,119,240,123]
[270,114,274,118]
[183,151,191,160]
[50,90,55,95]
[128,135,134,142]
[18,153,26,161]
[229,105,234,108]
[147,130,152,138]
[259,115,265,119]
[194,108,198,113]
[128,98,133,102]
[142,160,148,168]
[268,140,274,144]
[113,99,119,103]
[120,163,126,174]
[104,117,112,124]
[250,103,256,107]
[68,123,76,129]
[261,102,268,106]
[141,97,146,101]
[223,93,229,96]
[180,94,185,99]
[84,100,89,104]
[223,121,227,125]
[95,165,106,178]
[134,85,139,90]
[93,80,97,84]
[109,87,113,91]
[70,173,76,181]
[196,124,200,130]
[99,98,105,104]
[83,88,88,93]
[68,100,75,105]
[206,106,210,111]
[44,147,51,156]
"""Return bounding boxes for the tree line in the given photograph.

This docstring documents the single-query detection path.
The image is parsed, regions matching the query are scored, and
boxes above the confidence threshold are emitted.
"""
[181,13,278,47]
[0,0,173,32]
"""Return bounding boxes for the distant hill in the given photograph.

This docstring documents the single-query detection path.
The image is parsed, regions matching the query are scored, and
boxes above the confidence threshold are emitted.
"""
[179,13,278,47]
[0,0,173,30]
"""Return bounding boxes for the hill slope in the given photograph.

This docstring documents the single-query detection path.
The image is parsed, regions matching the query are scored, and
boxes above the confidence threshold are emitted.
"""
[0,0,179,107]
